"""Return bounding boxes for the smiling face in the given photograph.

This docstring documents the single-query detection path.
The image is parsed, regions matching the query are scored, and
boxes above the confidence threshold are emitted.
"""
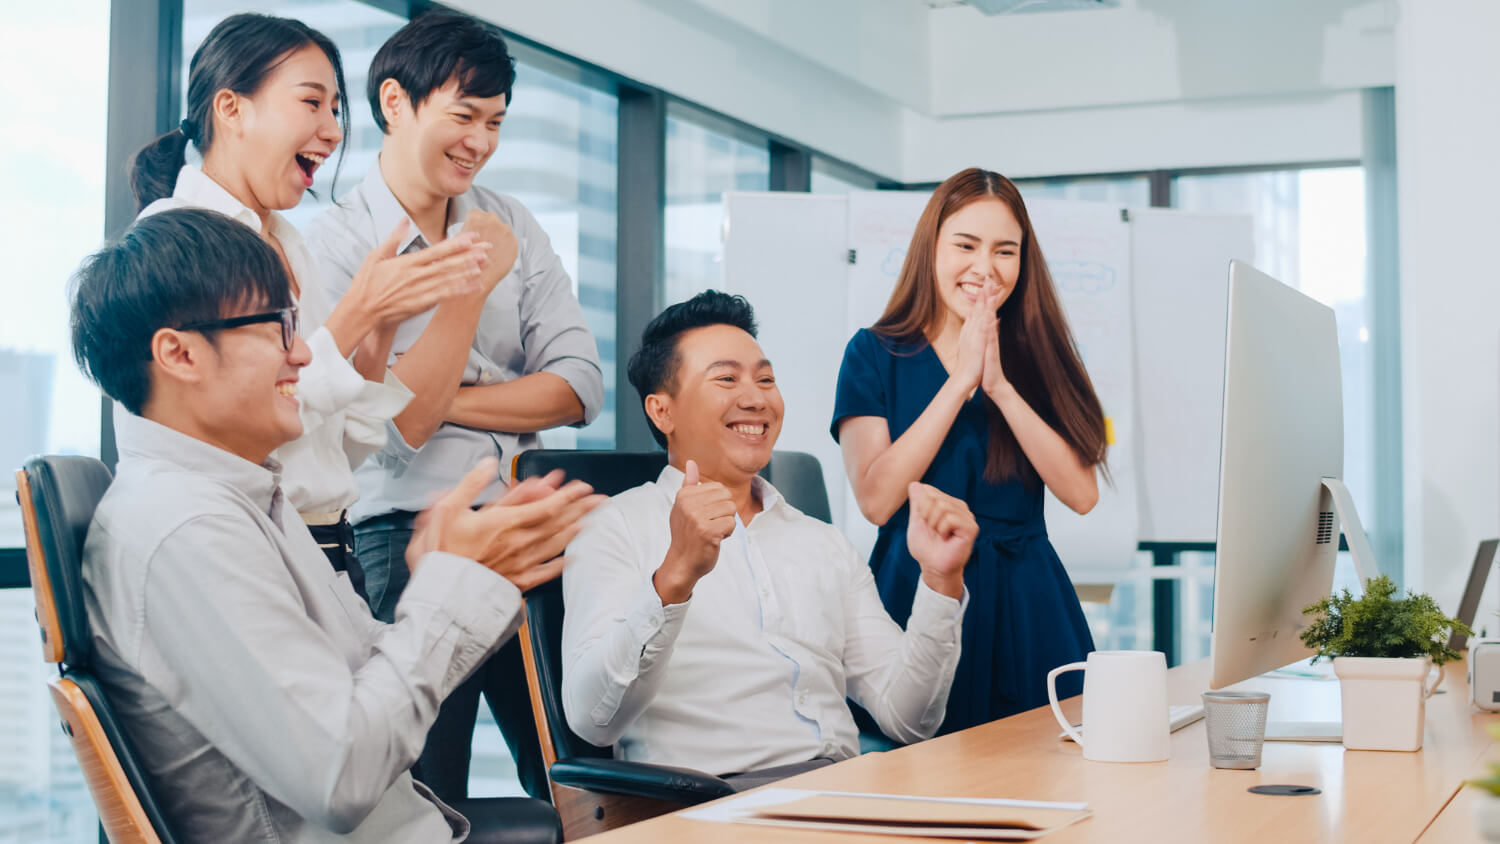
[386,76,507,200]
[932,197,1024,327]
[155,310,312,465]
[210,44,343,213]
[646,324,784,484]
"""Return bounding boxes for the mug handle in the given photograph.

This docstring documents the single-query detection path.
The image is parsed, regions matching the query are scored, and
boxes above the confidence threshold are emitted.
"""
[1047,661,1088,747]
[1424,662,1444,699]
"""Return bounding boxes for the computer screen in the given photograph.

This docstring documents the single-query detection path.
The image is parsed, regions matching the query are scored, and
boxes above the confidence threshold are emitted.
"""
[1208,260,1354,692]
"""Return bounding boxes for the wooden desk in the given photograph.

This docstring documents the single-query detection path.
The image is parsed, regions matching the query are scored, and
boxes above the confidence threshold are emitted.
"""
[581,658,1498,843]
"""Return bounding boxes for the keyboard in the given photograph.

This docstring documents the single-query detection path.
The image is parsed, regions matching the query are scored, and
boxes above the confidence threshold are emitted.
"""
[1059,704,1205,742]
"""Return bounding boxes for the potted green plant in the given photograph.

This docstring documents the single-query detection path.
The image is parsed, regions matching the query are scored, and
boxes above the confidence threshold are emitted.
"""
[1300,575,1470,752]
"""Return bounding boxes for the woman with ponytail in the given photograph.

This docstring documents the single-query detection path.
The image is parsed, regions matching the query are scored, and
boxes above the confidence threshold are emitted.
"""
[831,168,1108,732]
[129,13,499,588]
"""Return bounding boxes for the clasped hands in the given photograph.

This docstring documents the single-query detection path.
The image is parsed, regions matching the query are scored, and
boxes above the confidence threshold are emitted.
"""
[952,280,1012,401]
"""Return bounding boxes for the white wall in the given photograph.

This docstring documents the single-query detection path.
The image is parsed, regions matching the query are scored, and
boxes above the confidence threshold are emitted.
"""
[1394,0,1500,611]
[451,0,917,178]
[454,0,1391,183]
[900,90,1365,183]
[906,0,1392,182]
[927,0,1394,117]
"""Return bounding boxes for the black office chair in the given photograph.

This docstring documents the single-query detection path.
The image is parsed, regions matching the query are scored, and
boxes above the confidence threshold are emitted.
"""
[510,449,840,838]
[21,455,562,844]
[762,450,833,524]
[510,451,730,838]
[18,455,177,844]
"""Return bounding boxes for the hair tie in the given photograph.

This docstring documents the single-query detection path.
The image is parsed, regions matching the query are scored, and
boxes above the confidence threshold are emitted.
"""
[179,118,195,139]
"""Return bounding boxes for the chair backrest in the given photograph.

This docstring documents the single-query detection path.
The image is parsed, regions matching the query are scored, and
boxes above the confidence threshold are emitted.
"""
[763,451,832,524]
[49,674,177,844]
[17,456,113,667]
[21,455,179,843]
[513,450,668,766]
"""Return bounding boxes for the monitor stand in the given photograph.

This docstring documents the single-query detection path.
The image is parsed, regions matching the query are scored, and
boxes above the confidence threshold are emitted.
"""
[1258,480,1376,743]
[1265,721,1341,743]
[1321,477,1381,585]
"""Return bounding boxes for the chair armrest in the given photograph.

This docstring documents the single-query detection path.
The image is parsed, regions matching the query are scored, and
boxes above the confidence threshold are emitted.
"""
[549,757,735,804]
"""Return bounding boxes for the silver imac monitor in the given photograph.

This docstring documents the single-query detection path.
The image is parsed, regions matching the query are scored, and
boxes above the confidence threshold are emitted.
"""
[1208,261,1378,727]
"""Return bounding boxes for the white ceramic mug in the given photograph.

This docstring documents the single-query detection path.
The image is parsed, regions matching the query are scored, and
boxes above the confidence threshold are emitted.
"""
[1047,650,1170,763]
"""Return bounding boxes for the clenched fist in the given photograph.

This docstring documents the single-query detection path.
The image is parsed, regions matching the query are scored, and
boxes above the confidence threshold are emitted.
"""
[906,482,978,600]
[460,209,519,297]
[653,459,736,604]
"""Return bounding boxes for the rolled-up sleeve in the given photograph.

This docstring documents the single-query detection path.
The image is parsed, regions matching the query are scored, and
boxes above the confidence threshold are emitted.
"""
[137,514,520,832]
[510,204,605,426]
[561,503,686,747]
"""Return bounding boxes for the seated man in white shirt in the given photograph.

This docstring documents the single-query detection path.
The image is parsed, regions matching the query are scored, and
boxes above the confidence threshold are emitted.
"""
[69,208,602,843]
[562,290,978,786]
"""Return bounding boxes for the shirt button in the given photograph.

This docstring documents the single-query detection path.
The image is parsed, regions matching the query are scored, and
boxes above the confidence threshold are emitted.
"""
[796,691,808,706]
[821,742,835,756]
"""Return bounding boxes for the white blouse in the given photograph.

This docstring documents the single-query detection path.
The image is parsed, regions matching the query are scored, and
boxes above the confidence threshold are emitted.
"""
[134,166,412,515]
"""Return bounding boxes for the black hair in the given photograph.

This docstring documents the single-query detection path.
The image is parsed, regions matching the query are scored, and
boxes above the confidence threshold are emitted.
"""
[367,10,516,134]
[128,13,350,210]
[70,208,294,415]
[626,291,759,449]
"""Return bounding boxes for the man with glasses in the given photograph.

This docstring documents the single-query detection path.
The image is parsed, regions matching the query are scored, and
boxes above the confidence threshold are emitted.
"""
[73,208,599,842]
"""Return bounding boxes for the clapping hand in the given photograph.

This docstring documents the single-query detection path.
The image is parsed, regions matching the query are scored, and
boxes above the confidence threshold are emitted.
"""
[406,457,604,593]
[348,219,492,327]
[459,209,519,297]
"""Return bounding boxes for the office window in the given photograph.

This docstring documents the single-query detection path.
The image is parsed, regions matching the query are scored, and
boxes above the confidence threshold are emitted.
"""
[479,55,619,450]
[1,1,110,836]
[182,0,407,232]
[1,588,96,844]
[0,0,109,550]
[1171,168,1371,526]
[663,106,769,306]
[1172,166,1371,658]
[1014,174,1151,207]
[810,158,879,195]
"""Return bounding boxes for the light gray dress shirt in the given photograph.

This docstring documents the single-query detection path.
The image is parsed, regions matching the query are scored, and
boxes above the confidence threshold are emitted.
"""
[84,411,524,842]
[562,465,967,776]
[306,163,604,523]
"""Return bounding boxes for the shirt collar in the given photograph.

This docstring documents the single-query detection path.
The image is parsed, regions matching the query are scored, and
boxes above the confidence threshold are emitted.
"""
[169,166,265,234]
[113,407,284,517]
[168,165,305,253]
[362,156,482,252]
[653,463,784,517]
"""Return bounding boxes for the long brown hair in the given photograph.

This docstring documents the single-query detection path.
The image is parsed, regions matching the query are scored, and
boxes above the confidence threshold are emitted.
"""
[872,168,1108,486]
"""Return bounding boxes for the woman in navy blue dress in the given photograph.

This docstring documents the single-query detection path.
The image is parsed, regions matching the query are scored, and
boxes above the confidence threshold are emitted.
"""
[832,168,1109,733]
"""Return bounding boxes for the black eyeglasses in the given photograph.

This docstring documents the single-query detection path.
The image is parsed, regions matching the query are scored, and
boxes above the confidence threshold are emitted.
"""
[178,306,300,351]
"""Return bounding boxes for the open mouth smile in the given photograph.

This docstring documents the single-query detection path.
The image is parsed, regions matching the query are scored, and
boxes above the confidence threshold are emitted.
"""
[294,151,325,184]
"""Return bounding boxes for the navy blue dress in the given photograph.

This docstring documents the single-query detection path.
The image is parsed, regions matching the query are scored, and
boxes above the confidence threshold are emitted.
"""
[831,328,1095,733]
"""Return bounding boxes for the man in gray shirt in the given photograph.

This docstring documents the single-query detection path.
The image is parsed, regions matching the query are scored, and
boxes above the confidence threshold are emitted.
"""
[72,208,600,842]
[307,12,603,802]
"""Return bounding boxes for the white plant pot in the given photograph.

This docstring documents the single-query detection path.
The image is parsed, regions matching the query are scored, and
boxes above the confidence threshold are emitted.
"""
[1332,656,1439,752]
[1475,793,1500,842]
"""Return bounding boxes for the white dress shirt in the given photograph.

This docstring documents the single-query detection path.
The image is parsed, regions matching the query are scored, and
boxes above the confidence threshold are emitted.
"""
[137,166,412,515]
[85,411,523,842]
[562,465,967,776]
